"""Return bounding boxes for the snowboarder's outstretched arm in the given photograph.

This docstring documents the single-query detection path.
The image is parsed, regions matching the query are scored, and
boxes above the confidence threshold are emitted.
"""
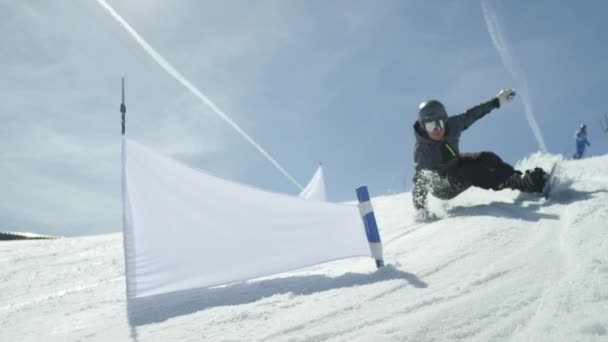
[450,89,516,132]
[450,98,499,131]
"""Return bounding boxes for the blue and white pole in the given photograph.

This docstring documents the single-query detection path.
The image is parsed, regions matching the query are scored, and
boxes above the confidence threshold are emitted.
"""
[356,186,384,268]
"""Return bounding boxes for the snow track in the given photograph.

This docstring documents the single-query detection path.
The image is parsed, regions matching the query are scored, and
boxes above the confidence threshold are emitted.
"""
[1,155,607,341]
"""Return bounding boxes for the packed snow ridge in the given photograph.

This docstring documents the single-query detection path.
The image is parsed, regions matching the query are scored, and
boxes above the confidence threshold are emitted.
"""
[1,153,607,342]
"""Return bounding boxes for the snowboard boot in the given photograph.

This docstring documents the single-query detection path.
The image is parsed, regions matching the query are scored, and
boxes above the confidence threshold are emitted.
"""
[501,168,548,193]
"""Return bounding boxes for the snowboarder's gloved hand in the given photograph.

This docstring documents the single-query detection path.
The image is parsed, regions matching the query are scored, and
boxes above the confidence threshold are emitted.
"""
[497,89,516,107]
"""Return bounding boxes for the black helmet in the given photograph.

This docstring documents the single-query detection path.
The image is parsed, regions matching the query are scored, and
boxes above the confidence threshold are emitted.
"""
[418,100,447,124]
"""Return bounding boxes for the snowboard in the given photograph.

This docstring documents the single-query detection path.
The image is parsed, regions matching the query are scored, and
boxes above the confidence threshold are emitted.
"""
[542,163,559,199]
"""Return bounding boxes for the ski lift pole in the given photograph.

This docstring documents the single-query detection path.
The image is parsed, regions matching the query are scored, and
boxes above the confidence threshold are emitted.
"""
[356,186,384,268]
[121,77,126,135]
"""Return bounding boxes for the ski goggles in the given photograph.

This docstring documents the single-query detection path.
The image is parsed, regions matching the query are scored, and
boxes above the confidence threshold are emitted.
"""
[423,119,445,132]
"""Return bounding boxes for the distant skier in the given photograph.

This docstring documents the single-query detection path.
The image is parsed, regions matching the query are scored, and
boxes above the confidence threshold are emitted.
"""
[572,124,591,159]
[412,89,549,220]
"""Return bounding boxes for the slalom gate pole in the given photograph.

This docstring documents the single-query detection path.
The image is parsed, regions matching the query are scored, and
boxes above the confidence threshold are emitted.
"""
[356,186,384,268]
[121,77,126,135]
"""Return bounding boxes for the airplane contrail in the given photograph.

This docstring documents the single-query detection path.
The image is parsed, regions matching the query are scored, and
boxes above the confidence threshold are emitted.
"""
[96,0,303,190]
[481,0,548,153]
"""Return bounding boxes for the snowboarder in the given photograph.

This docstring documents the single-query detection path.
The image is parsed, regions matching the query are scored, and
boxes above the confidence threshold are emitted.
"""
[412,89,549,219]
[572,124,591,159]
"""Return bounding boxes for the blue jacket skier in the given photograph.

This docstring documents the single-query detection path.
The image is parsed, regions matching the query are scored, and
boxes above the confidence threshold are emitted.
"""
[573,124,590,159]
[412,89,549,219]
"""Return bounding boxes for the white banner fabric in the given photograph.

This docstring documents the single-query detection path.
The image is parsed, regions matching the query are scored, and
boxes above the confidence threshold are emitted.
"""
[298,164,327,201]
[122,138,370,299]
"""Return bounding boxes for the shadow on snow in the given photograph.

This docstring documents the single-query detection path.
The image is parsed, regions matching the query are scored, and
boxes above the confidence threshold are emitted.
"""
[447,188,606,221]
[127,264,426,326]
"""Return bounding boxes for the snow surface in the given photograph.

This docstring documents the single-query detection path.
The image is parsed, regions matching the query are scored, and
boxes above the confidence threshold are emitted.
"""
[2,154,608,342]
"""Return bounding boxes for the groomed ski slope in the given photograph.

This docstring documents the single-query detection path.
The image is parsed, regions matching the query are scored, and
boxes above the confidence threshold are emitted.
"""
[1,154,607,342]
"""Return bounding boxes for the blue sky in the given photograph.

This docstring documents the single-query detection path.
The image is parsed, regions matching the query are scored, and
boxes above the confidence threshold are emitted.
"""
[1,0,607,236]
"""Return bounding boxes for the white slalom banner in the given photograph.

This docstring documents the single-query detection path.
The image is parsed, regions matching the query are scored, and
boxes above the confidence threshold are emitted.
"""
[298,164,327,201]
[122,138,370,304]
